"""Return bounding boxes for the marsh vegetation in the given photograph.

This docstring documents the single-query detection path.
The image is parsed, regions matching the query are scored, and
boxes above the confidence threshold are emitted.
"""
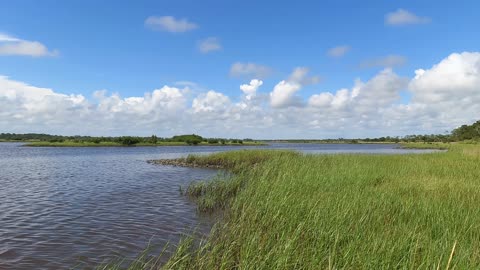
[0,133,263,147]
[120,143,480,269]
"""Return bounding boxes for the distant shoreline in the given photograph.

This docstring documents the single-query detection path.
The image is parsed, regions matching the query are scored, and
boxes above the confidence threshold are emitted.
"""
[0,140,449,147]
[18,141,267,147]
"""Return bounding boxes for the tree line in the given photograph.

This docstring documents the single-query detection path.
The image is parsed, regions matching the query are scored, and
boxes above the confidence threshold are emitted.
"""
[271,120,480,143]
[0,133,249,146]
[1,120,479,145]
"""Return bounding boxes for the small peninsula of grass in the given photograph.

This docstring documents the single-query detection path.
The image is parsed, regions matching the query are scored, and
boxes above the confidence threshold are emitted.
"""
[124,143,480,269]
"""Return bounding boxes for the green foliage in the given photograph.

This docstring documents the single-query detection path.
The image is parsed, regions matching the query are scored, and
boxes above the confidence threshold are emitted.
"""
[48,138,64,143]
[6,119,479,146]
[207,139,219,144]
[1,133,260,147]
[116,136,141,146]
[171,134,203,142]
[160,146,480,269]
[452,120,480,141]
[150,135,158,144]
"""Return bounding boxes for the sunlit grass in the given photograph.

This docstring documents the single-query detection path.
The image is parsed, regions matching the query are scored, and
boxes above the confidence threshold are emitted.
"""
[110,144,480,269]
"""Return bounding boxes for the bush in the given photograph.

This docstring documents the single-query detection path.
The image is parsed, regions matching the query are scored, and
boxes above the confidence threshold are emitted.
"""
[186,139,201,145]
[117,136,141,146]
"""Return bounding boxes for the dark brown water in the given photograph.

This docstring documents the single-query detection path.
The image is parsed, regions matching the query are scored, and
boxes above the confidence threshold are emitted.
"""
[0,143,438,269]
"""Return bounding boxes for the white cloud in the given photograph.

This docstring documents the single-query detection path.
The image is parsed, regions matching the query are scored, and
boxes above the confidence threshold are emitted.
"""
[198,37,222,53]
[2,52,480,138]
[308,69,407,113]
[360,55,407,69]
[406,52,480,127]
[327,45,350,57]
[229,62,272,79]
[385,9,431,26]
[95,86,187,115]
[0,76,188,134]
[270,80,302,108]
[270,67,320,108]
[0,33,20,42]
[240,79,263,100]
[192,90,231,113]
[288,67,321,85]
[0,33,57,57]
[409,52,480,103]
[145,16,198,33]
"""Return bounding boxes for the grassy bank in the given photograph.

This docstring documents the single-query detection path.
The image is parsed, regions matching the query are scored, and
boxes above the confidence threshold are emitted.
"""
[400,142,453,150]
[24,141,265,147]
[115,144,480,269]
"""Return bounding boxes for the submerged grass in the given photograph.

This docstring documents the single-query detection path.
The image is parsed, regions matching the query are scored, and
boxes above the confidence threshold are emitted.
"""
[113,144,480,269]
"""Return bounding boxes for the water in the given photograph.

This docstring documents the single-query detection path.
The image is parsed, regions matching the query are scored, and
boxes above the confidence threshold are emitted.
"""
[0,142,438,269]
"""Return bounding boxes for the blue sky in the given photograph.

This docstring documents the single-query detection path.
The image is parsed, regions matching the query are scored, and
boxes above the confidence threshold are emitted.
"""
[0,1,479,138]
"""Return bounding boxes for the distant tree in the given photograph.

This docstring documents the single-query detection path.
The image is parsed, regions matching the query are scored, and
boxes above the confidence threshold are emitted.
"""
[452,120,480,141]
[150,135,158,144]
[172,134,203,143]
[186,139,201,145]
[117,136,141,146]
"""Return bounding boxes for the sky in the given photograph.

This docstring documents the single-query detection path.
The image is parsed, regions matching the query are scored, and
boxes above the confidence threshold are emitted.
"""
[0,0,479,139]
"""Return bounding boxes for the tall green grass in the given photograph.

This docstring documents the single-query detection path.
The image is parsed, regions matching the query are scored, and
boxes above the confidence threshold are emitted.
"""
[112,145,480,269]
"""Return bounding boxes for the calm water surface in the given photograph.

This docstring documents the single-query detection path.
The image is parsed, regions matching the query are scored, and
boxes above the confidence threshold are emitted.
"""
[0,143,437,269]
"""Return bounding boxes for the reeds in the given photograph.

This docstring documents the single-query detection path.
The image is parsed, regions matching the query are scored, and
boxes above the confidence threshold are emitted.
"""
[111,144,480,269]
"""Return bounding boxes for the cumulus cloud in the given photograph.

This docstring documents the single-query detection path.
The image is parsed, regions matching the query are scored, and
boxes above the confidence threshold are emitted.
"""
[327,45,350,57]
[409,52,480,103]
[229,62,272,79]
[360,55,407,69]
[192,91,230,113]
[288,67,321,85]
[240,79,263,100]
[95,86,187,115]
[406,52,480,127]
[145,16,198,32]
[385,9,431,26]
[2,52,480,138]
[270,67,320,108]
[270,80,302,108]
[198,37,222,53]
[308,69,408,113]
[0,33,57,57]
[0,76,189,134]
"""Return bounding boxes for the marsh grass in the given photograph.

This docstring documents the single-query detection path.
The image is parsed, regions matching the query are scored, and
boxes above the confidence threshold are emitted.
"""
[180,150,300,212]
[111,144,480,269]
[183,174,242,212]
[97,244,166,270]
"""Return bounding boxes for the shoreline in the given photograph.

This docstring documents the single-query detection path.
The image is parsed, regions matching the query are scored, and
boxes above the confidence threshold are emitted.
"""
[18,141,267,147]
